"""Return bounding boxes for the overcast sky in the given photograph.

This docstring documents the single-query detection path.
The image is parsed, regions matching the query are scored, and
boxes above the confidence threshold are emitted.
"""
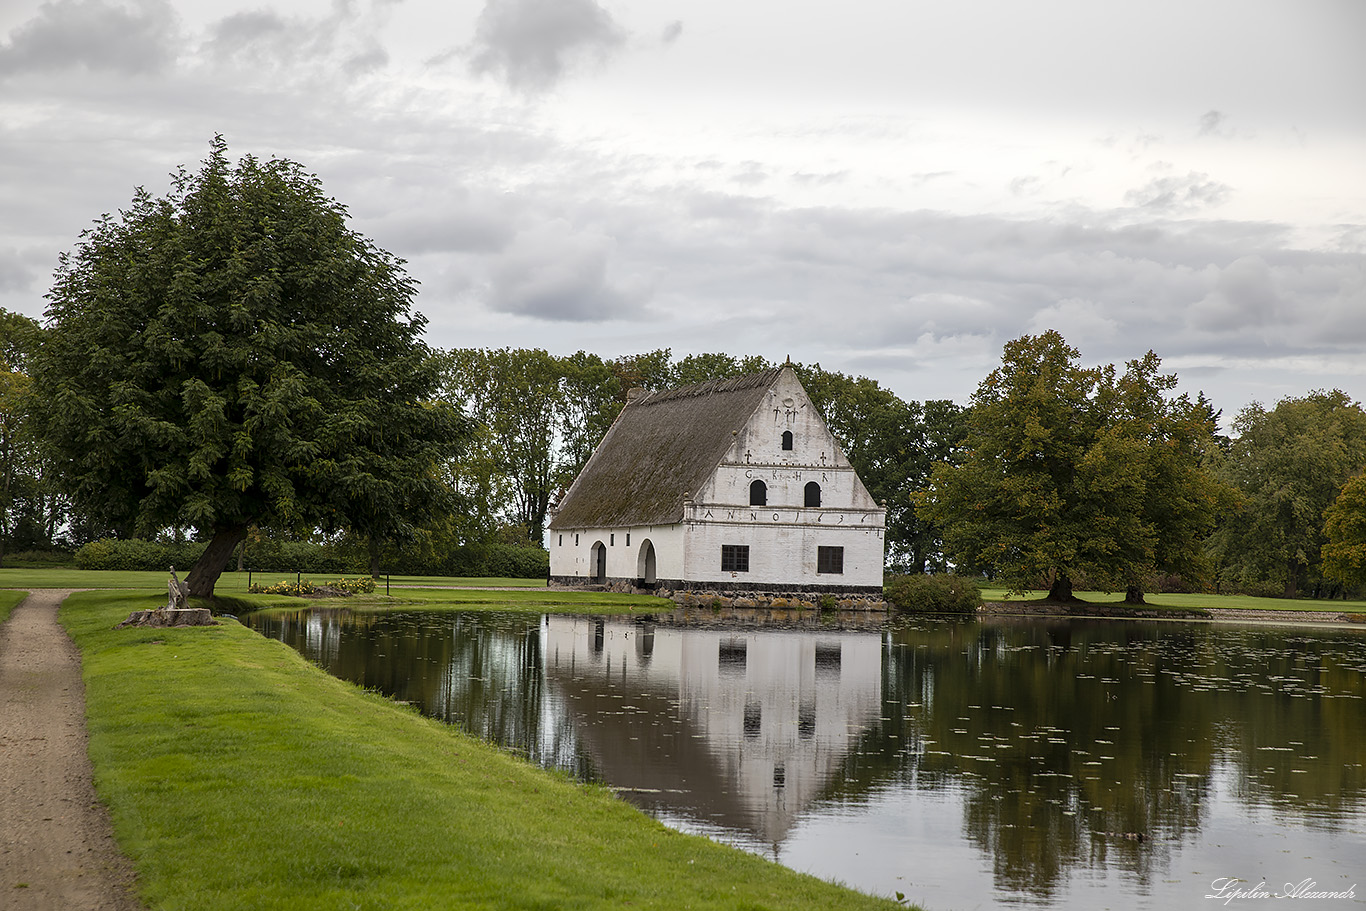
[2,0,1363,423]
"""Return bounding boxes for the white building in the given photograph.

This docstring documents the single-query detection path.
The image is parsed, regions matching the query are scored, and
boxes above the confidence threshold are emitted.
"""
[548,365,886,595]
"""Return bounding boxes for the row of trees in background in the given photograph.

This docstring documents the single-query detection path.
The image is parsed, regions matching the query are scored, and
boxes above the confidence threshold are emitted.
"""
[4,137,1363,600]
[6,313,1364,600]
[439,347,966,574]
[916,331,1366,601]
[440,337,1366,602]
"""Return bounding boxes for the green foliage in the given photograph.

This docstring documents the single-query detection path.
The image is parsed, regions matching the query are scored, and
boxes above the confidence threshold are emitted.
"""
[1321,473,1366,591]
[441,347,620,541]
[242,531,548,579]
[75,537,207,572]
[249,578,317,596]
[32,137,468,596]
[884,573,983,613]
[919,331,1225,601]
[0,308,66,561]
[245,577,373,596]
[1209,390,1366,597]
[331,575,376,594]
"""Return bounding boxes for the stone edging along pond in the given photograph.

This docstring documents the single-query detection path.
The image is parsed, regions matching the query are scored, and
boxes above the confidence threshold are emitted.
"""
[979,600,1366,624]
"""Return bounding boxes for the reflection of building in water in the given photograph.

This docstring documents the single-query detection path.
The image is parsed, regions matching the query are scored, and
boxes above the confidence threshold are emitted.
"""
[542,615,883,847]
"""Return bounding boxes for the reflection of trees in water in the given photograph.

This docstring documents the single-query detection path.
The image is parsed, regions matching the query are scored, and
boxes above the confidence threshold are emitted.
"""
[825,618,1366,899]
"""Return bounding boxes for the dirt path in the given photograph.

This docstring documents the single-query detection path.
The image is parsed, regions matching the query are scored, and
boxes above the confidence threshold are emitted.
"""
[0,590,142,910]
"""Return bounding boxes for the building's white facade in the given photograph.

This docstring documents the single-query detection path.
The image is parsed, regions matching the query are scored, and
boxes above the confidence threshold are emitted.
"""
[548,367,885,593]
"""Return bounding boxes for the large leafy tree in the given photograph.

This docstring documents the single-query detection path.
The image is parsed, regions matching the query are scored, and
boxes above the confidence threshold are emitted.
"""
[1322,473,1366,592]
[918,331,1224,602]
[441,347,611,541]
[33,137,467,597]
[1209,390,1366,597]
[0,309,49,564]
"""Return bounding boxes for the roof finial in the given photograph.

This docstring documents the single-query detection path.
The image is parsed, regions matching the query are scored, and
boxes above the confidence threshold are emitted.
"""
[784,354,792,367]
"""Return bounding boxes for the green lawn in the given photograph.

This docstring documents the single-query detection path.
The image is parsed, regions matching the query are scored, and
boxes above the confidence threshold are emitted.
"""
[0,588,25,625]
[58,589,906,911]
[980,588,1366,613]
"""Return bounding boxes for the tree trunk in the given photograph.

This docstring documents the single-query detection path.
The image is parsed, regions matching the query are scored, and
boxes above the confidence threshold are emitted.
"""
[1284,560,1299,599]
[368,536,381,578]
[186,525,250,598]
[1047,574,1075,602]
[1124,585,1146,605]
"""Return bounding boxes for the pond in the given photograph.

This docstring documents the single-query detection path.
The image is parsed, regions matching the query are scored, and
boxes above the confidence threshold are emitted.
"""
[242,607,1366,909]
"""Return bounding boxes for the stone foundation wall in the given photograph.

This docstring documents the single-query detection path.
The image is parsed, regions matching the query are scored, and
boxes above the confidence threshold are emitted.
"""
[548,575,887,611]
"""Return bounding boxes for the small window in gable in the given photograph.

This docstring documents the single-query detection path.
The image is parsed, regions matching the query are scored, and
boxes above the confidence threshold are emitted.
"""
[804,481,821,507]
[782,430,794,451]
[750,479,767,506]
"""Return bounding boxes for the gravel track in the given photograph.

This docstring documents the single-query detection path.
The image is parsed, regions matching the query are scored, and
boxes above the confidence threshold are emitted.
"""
[0,590,142,910]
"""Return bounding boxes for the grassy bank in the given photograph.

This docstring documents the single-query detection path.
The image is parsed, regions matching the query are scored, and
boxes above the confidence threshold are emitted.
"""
[979,588,1366,613]
[0,589,25,625]
[59,590,905,911]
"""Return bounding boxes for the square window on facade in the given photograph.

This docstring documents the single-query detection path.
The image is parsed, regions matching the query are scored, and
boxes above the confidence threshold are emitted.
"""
[817,546,844,574]
[721,544,750,573]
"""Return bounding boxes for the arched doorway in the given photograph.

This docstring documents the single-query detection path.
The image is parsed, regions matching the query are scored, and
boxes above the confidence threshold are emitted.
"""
[636,538,657,587]
[590,541,607,583]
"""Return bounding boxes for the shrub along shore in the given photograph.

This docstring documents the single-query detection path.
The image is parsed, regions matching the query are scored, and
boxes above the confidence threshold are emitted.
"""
[54,588,906,911]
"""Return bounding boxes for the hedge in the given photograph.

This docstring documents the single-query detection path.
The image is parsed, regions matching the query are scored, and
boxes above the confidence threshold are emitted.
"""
[74,538,549,579]
[884,573,982,614]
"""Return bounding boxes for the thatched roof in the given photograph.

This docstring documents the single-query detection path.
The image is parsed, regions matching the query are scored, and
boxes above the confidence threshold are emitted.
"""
[549,368,784,530]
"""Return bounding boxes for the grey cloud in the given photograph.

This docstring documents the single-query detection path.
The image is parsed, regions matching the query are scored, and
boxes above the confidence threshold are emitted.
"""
[791,170,848,187]
[405,175,1362,412]
[1188,255,1281,333]
[484,219,649,321]
[468,0,626,91]
[1198,110,1226,136]
[732,162,769,186]
[343,45,390,76]
[1124,171,1231,213]
[204,3,389,78]
[0,0,177,76]
[661,20,683,45]
[370,201,517,255]
[207,10,288,54]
